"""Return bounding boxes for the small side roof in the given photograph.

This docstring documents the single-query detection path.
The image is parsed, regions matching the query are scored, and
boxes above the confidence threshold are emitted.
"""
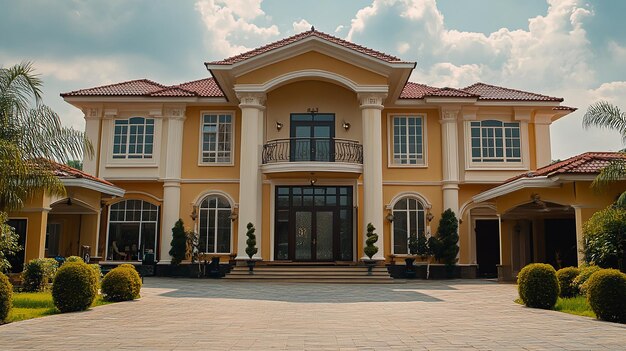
[61,78,224,98]
[47,161,125,197]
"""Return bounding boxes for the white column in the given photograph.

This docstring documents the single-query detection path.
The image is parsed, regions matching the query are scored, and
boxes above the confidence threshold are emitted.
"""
[82,108,101,176]
[159,109,186,263]
[440,108,460,215]
[236,93,265,260]
[534,114,553,168]
[359,93,386,261]
[572,205,586,266]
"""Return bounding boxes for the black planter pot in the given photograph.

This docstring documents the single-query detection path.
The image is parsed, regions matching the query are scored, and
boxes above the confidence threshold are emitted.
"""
[363,260,377,276]
[405,258,416,279]
[247,260,256,274]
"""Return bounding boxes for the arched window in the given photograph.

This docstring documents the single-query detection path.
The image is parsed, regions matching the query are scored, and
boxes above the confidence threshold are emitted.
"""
[107,200,159,261]
[198,195,232,254]
[392,197,426,254]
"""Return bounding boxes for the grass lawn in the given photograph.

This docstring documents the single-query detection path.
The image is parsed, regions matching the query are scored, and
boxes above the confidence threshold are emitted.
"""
[554,295,595,318]
[8,292,111,323]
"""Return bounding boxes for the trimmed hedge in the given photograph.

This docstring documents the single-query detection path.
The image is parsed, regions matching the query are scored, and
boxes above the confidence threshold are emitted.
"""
[574,265,602,295]
[101,265,141,302]
[22,258,58,292]
[586,269,626,323]
[0,272,12,323]
[518,263,559,309]
[52,262,98,313]
[556,267,580,298]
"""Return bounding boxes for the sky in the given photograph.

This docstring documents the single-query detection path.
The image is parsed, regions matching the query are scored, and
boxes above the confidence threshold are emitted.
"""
[1,0,625,160]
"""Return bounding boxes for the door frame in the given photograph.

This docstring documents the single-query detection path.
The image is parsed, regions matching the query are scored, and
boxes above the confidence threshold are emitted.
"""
[289,113,335,162]
[473,217,501,277]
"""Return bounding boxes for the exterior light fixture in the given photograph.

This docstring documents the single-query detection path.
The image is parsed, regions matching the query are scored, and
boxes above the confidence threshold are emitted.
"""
[309,173,317,186]
[190,205,198,221]
[385,210,394,223]
[276,121,283,131]
[307,107,319,114]
[342,121,351,130]
[229,208,239,222]
[426,212,434,223]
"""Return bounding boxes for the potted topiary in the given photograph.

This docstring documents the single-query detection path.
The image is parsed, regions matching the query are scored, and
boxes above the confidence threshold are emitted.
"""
[405,232,419,278]
[245,222,258,274]
[363,223,379,275]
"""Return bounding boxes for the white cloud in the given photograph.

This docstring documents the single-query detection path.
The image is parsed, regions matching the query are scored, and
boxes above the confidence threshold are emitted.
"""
[195,0,280,58]
[608,41,626,61]
[335,25,345,33]
[292,19,312,33]
[397,42,410,54]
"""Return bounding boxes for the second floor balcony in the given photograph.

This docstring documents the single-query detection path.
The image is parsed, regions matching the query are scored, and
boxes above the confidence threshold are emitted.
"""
[261,137,363,174]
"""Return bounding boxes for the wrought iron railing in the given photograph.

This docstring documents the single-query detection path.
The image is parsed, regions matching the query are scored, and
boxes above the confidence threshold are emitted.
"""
[262,137,363,164]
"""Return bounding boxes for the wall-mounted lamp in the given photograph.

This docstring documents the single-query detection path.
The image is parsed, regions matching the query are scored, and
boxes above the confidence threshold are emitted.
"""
[385,210,394,223]
[229,208,239,222]
[426,212,434,223]
[342,121,351,131]
[276,121,283,131]
[190,205,198,221]
[307,107,319,114]
[309,173,317,186]
[66,197,73,206]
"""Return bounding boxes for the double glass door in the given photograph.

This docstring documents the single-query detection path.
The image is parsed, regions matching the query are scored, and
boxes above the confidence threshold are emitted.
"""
[275,186,353,261]
[290,113,334,162]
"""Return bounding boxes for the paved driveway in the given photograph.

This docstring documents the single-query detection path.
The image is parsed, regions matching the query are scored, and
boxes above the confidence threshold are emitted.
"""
[1,278,624,350]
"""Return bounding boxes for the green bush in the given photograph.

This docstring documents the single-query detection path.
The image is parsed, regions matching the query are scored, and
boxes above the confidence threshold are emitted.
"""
[22,258,58,292]
[582,206,626,270]
[518,263,559,309]
[65,256,84,263]
[434,209,459,266]
[556,267,580,298]
[169,219,187,265]
[101,265,141,302]
[52,262,97,313]
[245,222,258,259]
[574,264,602,295]
[88,264,102,284]
[363,223,379,259]
[585,269,626,323]
[0,272,12,323]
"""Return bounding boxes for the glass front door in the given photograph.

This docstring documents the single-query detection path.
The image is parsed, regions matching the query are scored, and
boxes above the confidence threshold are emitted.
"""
[290,113,335,162]
[275,186,353,261]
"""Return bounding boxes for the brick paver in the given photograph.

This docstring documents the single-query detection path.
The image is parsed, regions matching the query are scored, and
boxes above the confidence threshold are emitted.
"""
[0,278,624,350]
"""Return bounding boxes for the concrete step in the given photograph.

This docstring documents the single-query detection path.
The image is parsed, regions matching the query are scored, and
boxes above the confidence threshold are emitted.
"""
[224,278,396,284]
[224,265,394,283]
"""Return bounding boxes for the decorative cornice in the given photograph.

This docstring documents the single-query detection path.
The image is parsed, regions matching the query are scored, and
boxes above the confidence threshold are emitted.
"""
[236,92,266,109]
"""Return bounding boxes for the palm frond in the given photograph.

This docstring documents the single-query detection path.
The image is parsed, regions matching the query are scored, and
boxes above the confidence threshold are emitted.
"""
[615,191,626,209]
[591,158,626,190]
[0,62,43,122]
[583,101,626,144]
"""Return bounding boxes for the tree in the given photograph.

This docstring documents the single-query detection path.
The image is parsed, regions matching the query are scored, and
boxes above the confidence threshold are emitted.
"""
[416,231,429,258]
[169,219,187,265]
[434,209,459,266]
[0,212,20,273]
[245,223,258,259]
[363,223,379,259]
[583,101,626,207]
[583,206,626,272]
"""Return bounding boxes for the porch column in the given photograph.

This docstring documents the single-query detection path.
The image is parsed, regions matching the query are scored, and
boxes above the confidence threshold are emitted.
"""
[82,108,101,176]
[359,93,386,260]
[572,205,586,265]
[160,108,186,263]
[440,107,460,215]
[236,93,265,260]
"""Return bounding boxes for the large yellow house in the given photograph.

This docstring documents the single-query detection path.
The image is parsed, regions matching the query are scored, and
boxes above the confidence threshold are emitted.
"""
[8,29,624,281]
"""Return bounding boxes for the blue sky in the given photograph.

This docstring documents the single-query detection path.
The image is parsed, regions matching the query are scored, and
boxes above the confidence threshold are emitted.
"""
[1,0,625,159]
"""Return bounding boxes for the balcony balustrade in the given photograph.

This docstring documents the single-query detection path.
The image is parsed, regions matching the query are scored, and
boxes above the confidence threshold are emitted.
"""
[262,137,363,164]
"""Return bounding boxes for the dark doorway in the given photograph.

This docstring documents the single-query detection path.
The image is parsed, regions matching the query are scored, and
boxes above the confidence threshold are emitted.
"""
[289,113,335,162]
[544,218,577,269]
[275,186,353,261]
[475,219,500,278]
[7,219,27,273]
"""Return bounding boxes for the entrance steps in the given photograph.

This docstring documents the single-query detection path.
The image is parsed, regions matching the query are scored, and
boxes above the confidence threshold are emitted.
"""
[224,264,394,283]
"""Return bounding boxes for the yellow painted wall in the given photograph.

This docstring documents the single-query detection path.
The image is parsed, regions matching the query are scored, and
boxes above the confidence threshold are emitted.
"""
[236,51,387,85]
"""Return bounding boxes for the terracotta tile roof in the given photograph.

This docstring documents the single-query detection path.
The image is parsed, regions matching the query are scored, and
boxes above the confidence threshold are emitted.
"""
[62,78,224,98]
[399,82,438,99]
[41,160,116,187]
[206,28,409,65]
[425,87,479,98]
[504,152,626,184]
[462,82,564,102]
[553,105,577,111]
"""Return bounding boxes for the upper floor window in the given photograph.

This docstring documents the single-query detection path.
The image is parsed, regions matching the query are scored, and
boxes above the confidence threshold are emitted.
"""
[391,115,425,166]
[113,117,154,159]
[392,197,426,255]
[470,120,521,163]
[201,113,233,164]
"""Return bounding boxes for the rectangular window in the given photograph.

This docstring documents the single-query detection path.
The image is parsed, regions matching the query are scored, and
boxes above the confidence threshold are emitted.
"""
[112,117,154,159]
[392,115,424,165]
[201,113,233,164]
[470,120,521,163]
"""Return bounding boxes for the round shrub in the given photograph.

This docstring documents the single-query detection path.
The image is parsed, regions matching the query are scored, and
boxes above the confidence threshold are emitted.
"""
[64,256,84,263]
[0,272,13,323]
[517,263,559,309]
[52,262,97,313]
[101,265,141,302]
[574,265,602,295]
[88,264,102,284]
[22,258,58,292]
[556,267,580,298]
[586,269,626,323]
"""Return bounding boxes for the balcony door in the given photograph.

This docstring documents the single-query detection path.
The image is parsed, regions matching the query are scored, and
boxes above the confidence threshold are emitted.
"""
[290,113,335,162]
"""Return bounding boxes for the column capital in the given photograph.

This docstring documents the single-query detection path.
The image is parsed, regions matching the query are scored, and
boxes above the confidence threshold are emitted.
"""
[514,107,533,122]
[358,93,386,110]
[237,93,266,110]
[83,108,101,120]
[163,106,186,120]
[440,107,460,123]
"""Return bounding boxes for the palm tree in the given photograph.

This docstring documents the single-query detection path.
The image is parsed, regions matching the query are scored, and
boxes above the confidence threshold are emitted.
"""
[583,101,626,206]
[0,62,93,212]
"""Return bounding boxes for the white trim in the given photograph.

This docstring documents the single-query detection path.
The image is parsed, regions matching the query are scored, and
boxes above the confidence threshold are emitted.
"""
[194,193,234,255]
[191,190,237,208]
[261,162,363,174]
[471,216,500,265]
[386,191,433,209]
[64,96,229,104]
[50,197,98,213]
[234,69,389,94]
[102,116,162,169]
[61,178,125,197]
[383,181,442,186]
[474,101,560,107]
[197,110,236,166]
[472,176,559,203]
[389,196,427,255]
[180,179,241,184]
[386,113,428,168]
[459,200,497,220]
[463,119,530,171]
[124,191,163,203]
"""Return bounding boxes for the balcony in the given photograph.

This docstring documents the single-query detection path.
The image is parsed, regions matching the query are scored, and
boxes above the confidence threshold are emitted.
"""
[261,137,363,174]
